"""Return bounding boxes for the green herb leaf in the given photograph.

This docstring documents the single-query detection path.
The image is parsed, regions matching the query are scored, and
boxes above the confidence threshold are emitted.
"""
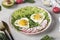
[25,0,35,3]
[41,35,54,40]
[44,12,50,23]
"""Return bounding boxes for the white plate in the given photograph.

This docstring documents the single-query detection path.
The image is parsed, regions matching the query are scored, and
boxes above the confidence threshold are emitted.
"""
[10,6,52,35]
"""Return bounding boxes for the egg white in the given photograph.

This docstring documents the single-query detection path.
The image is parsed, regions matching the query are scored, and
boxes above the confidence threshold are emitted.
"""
[14,18,29,28]
[30,13,45,24]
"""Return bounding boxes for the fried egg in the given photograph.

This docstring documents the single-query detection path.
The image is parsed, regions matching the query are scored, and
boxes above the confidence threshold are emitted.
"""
[14,18,29,28]
[30,13,45,24]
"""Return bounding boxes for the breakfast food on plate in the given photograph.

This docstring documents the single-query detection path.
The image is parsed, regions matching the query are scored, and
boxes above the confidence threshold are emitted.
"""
[30,13,45,24]
[11,6,51,34]
[2,0,15,8]
[21,20,47,33]
[14,18,29,28]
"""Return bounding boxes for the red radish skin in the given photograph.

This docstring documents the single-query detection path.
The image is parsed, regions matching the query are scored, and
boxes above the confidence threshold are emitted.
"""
[53,7,60,13]
[16,0,24,4]
[26,28,32,33]
[22,29,27,32]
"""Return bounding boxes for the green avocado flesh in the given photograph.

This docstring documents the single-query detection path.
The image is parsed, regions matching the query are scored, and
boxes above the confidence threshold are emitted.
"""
[11,6,50,31]
[2,0,15,8]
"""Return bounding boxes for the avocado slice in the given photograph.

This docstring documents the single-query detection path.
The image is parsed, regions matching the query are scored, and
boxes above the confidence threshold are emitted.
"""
[2,0,15,8]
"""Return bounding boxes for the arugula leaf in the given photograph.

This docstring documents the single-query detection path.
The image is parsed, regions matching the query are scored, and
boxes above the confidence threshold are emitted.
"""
[44,12,50,23]
[29,19,39,28]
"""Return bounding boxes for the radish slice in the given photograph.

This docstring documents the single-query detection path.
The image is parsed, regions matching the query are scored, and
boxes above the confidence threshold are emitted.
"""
[21,28,27,32]
[36,27,43,30]
[26,28,33,33]
[21,20,47,33]
[31,27,38,33]
[41,20,47,28]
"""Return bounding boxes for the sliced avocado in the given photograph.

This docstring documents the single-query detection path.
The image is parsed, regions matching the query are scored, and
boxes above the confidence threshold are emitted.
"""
[2,0,15,8]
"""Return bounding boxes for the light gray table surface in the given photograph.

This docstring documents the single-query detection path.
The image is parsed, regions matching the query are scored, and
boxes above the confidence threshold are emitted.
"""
[0,0,60,40]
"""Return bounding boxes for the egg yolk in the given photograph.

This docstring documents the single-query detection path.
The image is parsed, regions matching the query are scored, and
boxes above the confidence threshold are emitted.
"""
[34,14,42,20]
[19,20,28,26]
